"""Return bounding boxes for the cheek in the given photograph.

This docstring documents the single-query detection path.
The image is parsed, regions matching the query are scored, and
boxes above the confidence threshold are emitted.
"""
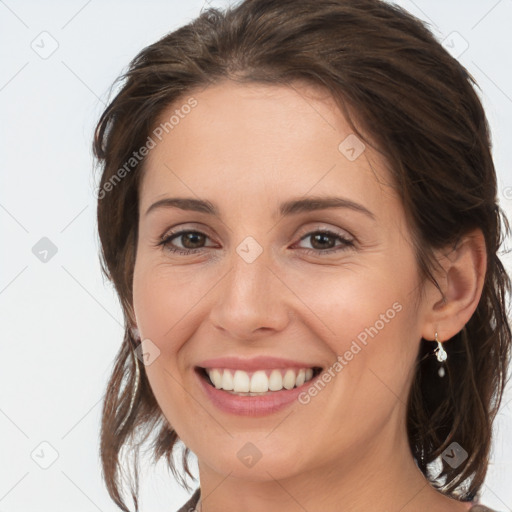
[133,267,170,346]
[292,258,419,407]
[288,261,409,347]
[132,260,209,352]
[132,262,203,433]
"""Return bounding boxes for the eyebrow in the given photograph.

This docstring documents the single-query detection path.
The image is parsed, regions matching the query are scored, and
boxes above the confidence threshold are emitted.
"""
[144,195,375,220]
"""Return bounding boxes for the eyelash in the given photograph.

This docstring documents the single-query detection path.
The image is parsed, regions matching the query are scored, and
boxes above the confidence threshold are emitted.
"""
[157,228,355,256]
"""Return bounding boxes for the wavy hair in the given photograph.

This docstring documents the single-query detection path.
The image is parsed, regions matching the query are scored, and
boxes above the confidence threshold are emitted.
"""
[92,1,512,510]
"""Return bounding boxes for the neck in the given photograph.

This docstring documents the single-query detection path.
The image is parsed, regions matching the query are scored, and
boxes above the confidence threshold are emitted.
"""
[194,406,466,512]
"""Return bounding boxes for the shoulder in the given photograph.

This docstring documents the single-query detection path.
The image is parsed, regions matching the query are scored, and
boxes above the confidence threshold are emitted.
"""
[176,488,200,512]
[468,505,500,512]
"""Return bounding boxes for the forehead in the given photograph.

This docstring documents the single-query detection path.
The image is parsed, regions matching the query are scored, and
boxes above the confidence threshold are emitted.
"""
[139,80,398,220]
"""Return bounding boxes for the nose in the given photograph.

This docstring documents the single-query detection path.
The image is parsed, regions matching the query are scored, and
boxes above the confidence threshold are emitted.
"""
[208,247,292,341]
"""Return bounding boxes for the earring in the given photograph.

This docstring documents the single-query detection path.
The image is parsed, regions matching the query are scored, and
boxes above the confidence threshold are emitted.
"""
[433,331,447,378]
[117,328,141,433]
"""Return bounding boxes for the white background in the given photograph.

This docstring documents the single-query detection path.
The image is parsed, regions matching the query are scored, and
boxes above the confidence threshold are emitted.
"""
[1,0,511,511]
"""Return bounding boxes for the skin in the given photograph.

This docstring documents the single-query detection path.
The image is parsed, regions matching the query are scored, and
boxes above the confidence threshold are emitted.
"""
[132,80,486,512]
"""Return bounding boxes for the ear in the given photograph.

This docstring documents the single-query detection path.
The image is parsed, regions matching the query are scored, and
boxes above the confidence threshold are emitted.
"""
[421,228,487,342]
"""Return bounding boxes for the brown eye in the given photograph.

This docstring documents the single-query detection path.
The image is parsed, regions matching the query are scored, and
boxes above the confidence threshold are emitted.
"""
[157,228,354,256]
[309,232,337,250]
[295,230,355,255]
[176,232,207,249]
[159,230,213,254]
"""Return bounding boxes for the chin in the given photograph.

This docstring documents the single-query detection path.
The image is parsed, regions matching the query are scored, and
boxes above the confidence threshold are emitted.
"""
[195,438,308,482]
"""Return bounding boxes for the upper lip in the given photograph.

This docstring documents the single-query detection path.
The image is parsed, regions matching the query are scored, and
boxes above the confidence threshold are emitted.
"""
[196,356,322,371]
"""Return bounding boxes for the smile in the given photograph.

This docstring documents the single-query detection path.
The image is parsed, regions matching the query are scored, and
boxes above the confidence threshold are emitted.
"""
[201,367,321,394]
[194,359,324,416]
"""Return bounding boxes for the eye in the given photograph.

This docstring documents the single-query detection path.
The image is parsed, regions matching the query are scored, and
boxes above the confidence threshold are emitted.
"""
[157,228,355,256]
[158,230,216,255]
[294,229,355,255]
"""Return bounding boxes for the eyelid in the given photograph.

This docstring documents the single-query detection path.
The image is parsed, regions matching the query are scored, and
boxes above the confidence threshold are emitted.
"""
[296,223,353,240]
[158,222,353,244]
[159,222,215,241]
[157,222,356,259]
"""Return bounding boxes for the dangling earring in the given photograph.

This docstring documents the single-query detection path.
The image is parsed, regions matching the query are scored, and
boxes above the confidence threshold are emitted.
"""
[433,331,447,378]
[117,327,141,433]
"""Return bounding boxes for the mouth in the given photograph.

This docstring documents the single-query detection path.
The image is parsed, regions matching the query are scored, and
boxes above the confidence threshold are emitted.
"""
[195,366,323,396]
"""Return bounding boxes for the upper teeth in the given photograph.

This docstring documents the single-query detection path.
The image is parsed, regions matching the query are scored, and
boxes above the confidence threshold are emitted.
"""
[206,368,315,393]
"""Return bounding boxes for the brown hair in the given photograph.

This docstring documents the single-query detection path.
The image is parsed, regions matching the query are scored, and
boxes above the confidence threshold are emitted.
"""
[92,0,512,510]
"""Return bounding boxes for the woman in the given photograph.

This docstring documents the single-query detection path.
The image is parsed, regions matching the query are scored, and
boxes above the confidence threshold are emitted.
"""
[93,0,511,511]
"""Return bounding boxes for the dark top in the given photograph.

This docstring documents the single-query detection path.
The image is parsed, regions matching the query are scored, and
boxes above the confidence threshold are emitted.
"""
[176,488,500,512]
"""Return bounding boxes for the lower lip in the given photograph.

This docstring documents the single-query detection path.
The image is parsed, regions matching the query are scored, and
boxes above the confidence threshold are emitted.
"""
[196,369,320,417]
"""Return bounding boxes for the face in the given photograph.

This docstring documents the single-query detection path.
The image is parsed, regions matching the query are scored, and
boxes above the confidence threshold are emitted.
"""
[132,80,425,481]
